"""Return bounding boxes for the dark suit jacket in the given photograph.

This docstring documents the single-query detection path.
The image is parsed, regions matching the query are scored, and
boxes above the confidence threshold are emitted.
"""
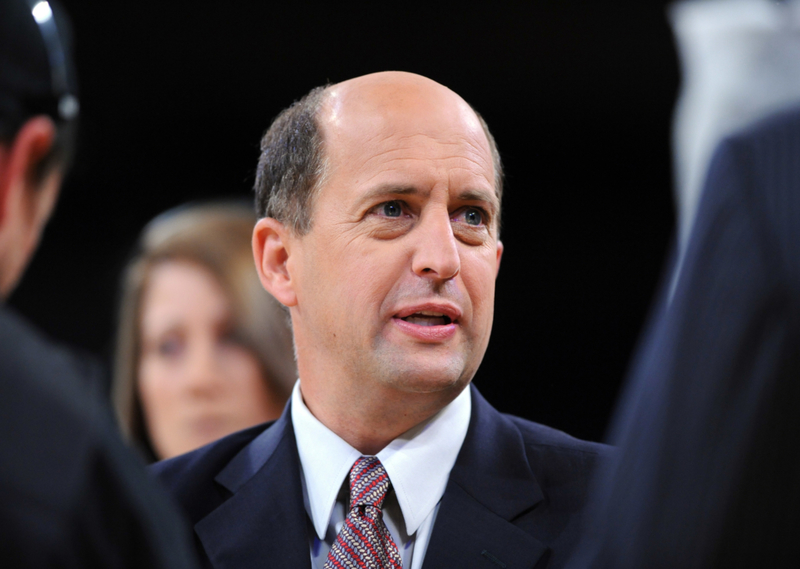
[152,384,608,569]
[569,106,800,568]
[0,305,197,569]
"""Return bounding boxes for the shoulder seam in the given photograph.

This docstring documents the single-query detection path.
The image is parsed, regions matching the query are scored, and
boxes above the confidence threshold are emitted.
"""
[524,441,605,456]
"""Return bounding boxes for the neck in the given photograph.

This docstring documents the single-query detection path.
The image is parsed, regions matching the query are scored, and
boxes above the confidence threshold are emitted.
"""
[299,378,464,455]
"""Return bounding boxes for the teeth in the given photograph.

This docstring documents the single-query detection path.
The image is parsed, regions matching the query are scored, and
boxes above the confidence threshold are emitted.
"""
[400,312,453,326]
[417,310,445,317]
[404,316,447,326]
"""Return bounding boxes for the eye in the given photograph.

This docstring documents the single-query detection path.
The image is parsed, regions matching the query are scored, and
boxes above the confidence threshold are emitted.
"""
[453,207,486,227]
[157,336,183,357]
[464,208,483,226]
[366,199,414,240]
[380,201,403,217]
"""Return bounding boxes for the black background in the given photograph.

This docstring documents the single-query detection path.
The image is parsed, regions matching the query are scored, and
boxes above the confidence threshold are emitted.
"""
[10,1,678,442]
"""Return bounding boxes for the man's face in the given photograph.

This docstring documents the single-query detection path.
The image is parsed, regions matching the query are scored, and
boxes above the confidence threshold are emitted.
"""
[287,73,503,399]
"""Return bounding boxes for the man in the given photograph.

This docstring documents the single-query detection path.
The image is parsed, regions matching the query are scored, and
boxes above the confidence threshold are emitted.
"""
[568,106,800,568]
[153,71,607,569]
[0,1,196,566]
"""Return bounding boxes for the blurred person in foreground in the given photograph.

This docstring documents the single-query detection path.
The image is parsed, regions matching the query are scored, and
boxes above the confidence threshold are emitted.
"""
[113,202,296,462]
[0,1,196,566]
[153,71,609,569]
[569,105,800,568]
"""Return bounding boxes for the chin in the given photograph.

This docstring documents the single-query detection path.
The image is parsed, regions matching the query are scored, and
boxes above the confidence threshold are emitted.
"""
[380,362,474,395]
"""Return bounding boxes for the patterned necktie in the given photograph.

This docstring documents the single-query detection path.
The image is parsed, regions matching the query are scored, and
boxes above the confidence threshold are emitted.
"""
[324,456,403,569]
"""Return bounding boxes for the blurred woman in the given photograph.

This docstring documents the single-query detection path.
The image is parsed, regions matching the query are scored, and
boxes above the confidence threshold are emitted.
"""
[113,201,296,461]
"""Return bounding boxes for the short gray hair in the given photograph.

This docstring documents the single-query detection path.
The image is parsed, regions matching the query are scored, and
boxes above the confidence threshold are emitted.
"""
[254,85,329,235]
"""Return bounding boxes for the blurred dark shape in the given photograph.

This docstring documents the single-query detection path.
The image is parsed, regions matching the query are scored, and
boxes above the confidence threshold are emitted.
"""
[0,309,199,567]
[570,105,800,568]
[0,1,196,566]
[0,0,78,175]
[670,0,800,275]
[113,201,297,462]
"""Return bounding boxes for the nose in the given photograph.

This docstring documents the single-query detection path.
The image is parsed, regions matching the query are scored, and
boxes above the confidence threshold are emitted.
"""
[411,209,460,281]
[184,339,223,397]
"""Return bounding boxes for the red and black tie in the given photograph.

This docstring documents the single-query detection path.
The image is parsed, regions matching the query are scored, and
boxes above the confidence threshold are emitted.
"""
[324,456,403,569]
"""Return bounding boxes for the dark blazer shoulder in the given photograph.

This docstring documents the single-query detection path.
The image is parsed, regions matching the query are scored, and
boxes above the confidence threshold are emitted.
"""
[510,415,610,476]
[424,386,610,569]
[510,414,611,526]
[0,306,198,569]
[509,414,608,455]
[0,307,102,408]
[151,421,274,523]
[0,307,117,496]
[568,105,800,569]
[150,408,310,569]
[461,386,610,491]
[469,385,610,472]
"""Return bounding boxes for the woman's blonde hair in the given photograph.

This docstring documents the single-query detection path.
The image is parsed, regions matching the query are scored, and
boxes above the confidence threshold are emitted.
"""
[112,201,296,460]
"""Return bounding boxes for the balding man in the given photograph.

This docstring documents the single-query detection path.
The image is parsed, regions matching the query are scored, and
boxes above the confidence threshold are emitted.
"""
[153,72,607,569]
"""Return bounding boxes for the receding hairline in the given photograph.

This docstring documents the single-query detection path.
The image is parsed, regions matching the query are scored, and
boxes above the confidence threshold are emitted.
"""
[254,74,503,237]
[310,77,502,199]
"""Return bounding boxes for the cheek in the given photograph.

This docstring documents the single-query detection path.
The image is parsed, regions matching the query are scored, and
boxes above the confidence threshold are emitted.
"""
[221,348,265,391]
[218,349,276,416]
[304,239,399,323]
[137,356,182,423]
[355,270,396,311]
[138,356,166,401]
[461,253,499,327]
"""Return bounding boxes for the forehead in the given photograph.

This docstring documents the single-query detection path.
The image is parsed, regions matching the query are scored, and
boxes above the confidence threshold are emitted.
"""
[142,261,228,321]
[317,77,496,202]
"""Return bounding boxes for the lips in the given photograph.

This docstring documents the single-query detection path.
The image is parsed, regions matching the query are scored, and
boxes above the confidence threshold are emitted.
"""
[392,303,461,341]
[401,310,453,326]
[394,303,461,324]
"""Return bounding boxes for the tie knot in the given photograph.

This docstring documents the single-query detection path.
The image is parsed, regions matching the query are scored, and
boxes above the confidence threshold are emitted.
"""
[349,456,390,509]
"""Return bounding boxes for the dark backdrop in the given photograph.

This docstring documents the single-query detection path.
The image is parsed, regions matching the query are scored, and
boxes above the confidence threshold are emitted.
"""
[9,1,678,443]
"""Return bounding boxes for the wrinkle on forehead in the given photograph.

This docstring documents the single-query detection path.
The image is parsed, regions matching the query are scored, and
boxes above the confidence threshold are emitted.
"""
[354,133,492,170]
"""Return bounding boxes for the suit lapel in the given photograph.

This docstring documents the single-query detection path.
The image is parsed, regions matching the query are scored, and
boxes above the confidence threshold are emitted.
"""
[195,407,311,569]
[190,387,546,569]
[422,386,548,569]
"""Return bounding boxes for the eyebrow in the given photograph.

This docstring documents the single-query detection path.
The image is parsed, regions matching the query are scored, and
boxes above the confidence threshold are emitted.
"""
[456,189,499,212]
[360,185,419,202]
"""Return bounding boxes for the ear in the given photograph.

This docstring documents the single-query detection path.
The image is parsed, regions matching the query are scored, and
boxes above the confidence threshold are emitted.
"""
[495,240,504,276]
[0,117,58,226]
[253,217,298,307]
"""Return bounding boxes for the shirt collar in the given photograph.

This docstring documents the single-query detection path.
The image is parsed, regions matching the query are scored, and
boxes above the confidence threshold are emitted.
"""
[291,380,471,539]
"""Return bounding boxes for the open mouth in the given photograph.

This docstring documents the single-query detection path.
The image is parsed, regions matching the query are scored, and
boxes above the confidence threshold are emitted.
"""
[399,311,454,326]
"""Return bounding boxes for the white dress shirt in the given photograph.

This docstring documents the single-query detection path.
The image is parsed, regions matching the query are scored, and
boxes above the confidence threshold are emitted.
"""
[291,381,471,569]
